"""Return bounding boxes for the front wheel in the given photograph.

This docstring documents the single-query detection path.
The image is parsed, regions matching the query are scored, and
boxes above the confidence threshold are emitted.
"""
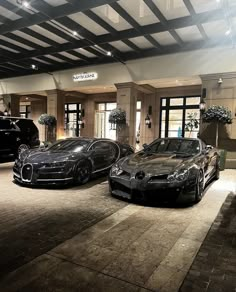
[74,160,91,185]
[194,170,205,203]
[214,161,220,180]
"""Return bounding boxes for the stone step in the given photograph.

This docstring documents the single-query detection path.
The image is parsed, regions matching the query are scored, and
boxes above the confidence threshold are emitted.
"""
[225,152,236,169]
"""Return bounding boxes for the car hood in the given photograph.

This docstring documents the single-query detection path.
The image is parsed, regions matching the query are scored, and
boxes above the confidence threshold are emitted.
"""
[21,149,80,164]
[120,152,190,174]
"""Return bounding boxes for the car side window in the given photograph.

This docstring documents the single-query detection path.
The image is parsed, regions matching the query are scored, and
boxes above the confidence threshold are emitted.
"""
[0,120,16,130]
[90,141,110,151]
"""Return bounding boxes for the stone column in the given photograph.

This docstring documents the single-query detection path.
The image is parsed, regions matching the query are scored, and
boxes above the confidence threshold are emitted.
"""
[0,94,20,116]
[31,99,47,142]
[46,90,65,140]
[81,99,95,137]
[115,82,138,146]
[200,73,236,149]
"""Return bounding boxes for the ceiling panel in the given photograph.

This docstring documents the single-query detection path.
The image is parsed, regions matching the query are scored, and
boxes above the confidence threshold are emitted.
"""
[152,0,190,20]
[0,5,21,20]
[190,0,220,13]
[0,44,19,53]
[202,20,229,38]
[68,12,109,35]
[73,48,97,58]
[175,26,202,42]
[109,41,134,52]
[151,31,177,45]
[129,36,155,49]
[12,31,50,47]
[0,35,34,50]
[91,4,133,31]
[59,52,80,60]
[45,55,65,63]
[32,57,52,65]
[29,25,68,44]
[43,0,68,6]
[118,0,159,26]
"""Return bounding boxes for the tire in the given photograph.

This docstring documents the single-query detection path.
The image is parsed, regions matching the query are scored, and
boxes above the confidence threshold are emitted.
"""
[74,160,91,185]
[15,144,29,158]
[194,170,205,203]
[214,161,220,180]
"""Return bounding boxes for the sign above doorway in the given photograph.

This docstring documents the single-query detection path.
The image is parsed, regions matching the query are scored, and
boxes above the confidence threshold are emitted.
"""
[73,72,98,82]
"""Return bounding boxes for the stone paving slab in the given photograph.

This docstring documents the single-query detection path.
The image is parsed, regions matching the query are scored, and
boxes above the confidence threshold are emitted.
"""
[0,162,236,292]
[180,191,236,292]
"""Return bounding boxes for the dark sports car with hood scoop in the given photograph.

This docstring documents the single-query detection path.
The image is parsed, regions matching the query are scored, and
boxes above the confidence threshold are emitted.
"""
[109,137,220,203]
[13,138,134,186]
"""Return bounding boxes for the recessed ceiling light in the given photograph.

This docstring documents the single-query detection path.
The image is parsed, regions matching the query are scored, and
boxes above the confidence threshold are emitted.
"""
[72,31,78,36]
[216,0,221,2]
[107,51,112,56]
[22,1,29,8]
[225,29,231,35]
[31,64,38,70]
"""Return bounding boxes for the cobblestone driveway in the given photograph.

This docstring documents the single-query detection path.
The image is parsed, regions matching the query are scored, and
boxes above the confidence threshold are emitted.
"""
[0,162,235,291]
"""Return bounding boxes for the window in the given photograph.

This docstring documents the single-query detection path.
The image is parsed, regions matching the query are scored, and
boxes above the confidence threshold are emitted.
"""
[20,105,31,118]
[160,96,200,138]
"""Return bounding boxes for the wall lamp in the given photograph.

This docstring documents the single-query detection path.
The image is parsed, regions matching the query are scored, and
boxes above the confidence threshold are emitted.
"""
[145,114,151,128]
[4,109,9,116]
[199,88,206,112]
[78,116,84,128]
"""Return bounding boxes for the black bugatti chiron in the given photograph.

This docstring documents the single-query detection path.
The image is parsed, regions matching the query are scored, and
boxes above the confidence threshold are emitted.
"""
[109,137,220,204]
[13,138,134,186]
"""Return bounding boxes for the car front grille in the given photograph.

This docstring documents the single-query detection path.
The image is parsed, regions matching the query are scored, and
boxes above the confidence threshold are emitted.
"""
[22,164,33,181]
[148,174,168,183]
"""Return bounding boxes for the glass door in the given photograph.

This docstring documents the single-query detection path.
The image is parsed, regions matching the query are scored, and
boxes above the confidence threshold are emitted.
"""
[64,103,82,137]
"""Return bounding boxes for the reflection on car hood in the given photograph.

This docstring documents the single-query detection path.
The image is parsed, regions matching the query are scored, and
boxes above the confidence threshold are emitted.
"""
[22,149,79,164]
[120,152,190,174]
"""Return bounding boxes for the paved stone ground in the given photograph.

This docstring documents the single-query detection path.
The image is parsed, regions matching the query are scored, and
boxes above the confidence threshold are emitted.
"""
[180,191,236,292]
[0,161,235,292]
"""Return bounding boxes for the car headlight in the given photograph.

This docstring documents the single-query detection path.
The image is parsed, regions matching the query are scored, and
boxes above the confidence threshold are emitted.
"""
[111,163,123,176]
[167,169,189,182]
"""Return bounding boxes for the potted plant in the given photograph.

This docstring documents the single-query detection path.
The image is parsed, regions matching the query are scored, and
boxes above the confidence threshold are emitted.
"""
[185,112,199,137]
[108,108,126,131]
[202,105,232,147]
[38,113,57,142]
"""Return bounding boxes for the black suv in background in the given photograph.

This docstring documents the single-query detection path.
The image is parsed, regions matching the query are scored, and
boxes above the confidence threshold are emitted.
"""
[0,117,40,157]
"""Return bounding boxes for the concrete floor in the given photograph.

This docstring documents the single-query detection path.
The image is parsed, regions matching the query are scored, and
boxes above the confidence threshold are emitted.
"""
[0,162,235,292]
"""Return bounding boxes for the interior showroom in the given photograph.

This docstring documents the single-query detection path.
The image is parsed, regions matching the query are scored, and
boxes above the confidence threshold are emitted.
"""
[0,0,236,291]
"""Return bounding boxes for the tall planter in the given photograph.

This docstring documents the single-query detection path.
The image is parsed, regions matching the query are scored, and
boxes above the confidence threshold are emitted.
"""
[108,108,126,134]
[38,113,57,142]
[202,105,232,147]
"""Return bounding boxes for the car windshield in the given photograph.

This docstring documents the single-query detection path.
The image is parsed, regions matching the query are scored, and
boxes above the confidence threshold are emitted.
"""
[48,140,89,153]
[147,139,200,155]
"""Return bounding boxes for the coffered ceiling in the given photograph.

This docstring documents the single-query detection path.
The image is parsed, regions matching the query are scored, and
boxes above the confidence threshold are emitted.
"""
[0,0,235,79]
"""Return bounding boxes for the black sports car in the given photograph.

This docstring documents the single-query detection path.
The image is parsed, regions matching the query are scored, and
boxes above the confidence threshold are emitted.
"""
[13,138,134,186]
[109,137,220,204]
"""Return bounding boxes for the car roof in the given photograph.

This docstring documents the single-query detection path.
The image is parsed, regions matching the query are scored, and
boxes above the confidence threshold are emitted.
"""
[0,116,33,121]
[64,137,116,143]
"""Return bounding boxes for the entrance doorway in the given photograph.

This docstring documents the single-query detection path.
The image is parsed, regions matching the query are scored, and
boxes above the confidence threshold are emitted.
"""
[95,103,116,140]
[64,103,82,137]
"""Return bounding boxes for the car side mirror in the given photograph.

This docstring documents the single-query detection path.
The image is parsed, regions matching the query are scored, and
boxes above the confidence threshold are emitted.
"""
[143,143,151,151]
[206,145,213,150]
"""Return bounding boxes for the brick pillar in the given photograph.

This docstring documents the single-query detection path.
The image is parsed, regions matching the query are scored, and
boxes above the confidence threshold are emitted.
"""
[46,90,65,139]
[115,82,137,147]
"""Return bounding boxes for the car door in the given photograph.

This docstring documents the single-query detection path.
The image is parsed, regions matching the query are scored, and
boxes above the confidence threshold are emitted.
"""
[88,141,119,171]
[201,141,215,179]
[0,119,19,153]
